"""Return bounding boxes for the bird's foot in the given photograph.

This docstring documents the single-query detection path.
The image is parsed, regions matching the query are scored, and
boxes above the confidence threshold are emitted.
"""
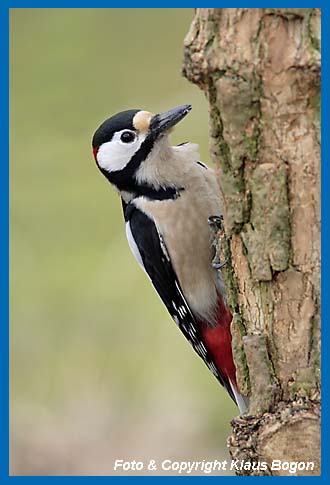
[208,215,224,230]
[208,215,228,269]
[212,259,228,269]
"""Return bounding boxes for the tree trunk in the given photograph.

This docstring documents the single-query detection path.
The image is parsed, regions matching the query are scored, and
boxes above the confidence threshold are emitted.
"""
[183,8,320,476]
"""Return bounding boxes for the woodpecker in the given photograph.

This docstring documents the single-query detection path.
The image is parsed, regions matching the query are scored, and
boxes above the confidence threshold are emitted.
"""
[92,105,248,413]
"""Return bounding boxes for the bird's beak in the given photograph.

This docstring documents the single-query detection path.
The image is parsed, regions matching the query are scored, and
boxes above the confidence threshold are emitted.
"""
[150,104,192,137]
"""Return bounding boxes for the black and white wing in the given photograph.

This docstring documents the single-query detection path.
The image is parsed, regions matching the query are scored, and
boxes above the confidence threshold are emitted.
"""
[122,199,235,402]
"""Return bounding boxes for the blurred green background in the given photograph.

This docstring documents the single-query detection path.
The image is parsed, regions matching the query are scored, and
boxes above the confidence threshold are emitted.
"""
[10,8,236,476]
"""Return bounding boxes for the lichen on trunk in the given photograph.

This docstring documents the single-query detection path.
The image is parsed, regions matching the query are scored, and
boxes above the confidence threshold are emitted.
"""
[183,8,320,476]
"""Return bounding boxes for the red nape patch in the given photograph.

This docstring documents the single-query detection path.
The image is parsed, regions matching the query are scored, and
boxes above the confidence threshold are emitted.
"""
[200,296,237,389]
[92,146,99,161]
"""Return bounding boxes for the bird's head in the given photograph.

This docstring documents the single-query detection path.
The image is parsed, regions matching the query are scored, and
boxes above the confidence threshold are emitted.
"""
[92,105,192,194]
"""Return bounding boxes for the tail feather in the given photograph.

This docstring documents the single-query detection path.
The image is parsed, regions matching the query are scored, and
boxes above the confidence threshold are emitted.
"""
[229,380,249,414]
[200,294,249,414]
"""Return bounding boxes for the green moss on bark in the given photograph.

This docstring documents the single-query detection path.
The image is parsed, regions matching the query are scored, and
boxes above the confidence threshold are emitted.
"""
[242,164,290,281]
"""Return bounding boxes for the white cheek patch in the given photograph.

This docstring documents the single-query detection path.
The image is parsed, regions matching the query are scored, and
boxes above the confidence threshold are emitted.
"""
[97,141,134,172]
[97,132,146,173]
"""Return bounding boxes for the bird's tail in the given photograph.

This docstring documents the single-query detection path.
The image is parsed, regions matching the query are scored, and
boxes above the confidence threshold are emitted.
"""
[229,380,249,414]
[200,294,249,414]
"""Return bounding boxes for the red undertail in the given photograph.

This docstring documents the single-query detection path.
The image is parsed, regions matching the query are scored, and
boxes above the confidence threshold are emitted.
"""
[199,295,238,391]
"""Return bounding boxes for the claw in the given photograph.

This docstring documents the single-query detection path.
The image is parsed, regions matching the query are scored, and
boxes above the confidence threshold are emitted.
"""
[208,215,228,270]
[208,215,224,229]
[212,259,228,269]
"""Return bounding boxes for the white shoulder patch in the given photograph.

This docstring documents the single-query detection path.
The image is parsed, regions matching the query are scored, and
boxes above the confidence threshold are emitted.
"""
[125,222,144,270]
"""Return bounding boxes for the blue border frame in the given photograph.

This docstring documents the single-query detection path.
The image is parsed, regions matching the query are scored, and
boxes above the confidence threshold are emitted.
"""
[3,2,325,481]
[320,2,326,481]
[1,2,9,482]
[2,2,326,7]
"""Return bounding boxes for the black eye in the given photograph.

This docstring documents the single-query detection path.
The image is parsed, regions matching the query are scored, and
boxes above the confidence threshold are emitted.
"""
[120,131,136,143]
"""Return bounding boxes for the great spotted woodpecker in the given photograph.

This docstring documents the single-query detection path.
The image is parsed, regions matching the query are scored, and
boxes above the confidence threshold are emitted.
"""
[92,105,248,413]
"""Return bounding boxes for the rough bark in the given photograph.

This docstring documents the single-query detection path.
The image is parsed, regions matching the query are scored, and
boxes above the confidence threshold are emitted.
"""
[183,8,320,476]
